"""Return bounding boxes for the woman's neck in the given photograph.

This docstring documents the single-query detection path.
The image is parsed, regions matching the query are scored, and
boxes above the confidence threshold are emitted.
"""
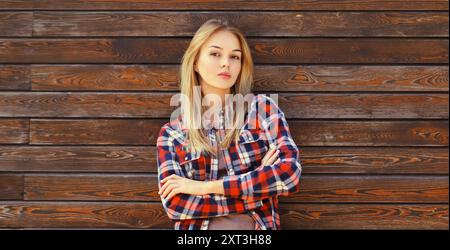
[200,83,231,108]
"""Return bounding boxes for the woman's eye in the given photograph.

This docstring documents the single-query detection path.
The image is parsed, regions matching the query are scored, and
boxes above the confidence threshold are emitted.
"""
[210,53,240,60]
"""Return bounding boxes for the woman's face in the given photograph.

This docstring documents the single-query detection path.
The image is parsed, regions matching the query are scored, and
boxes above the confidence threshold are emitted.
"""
[194,30,242,92]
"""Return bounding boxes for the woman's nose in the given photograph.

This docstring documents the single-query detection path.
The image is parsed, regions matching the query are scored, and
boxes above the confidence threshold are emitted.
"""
[221,58,230,68]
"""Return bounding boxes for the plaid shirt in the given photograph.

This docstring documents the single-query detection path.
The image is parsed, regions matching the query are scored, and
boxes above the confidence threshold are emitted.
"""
[157,94,302,230]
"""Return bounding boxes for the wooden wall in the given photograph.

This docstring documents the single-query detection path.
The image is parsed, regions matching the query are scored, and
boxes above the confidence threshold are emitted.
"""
[0,0,448,230]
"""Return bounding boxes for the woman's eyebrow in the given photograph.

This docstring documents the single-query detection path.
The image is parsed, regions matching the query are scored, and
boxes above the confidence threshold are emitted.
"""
[209,45,241,52]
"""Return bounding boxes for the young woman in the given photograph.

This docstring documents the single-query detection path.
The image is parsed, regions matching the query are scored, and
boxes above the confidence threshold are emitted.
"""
[157,19,302,230]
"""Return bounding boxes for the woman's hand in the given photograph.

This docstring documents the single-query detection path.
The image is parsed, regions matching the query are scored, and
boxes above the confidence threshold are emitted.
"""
[262,145,281,166]
[158,174,209,200]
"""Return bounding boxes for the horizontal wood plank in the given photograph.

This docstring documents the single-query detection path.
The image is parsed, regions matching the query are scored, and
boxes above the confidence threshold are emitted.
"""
[32,11,449,37]
[0,201,169,229]
[29,119,449,146]
[30,119,165,145]
[0,119,29,144]
[23,174,449,203]
[0,146,154,173]
[30,65,450,92]
[0,12,32,37]
[0,202,447,229]
[0,146,447,174]
[0,175,23,200]
[0,65,30,90]
[1,0,448,10]
[1,93,448,119]
[0,38,447,63]
[298,147,449,174]
[279,203,449,229]
[294,120,449,146]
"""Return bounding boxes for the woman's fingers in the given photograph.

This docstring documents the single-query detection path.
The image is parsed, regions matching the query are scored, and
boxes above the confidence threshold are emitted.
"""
[262,147,277,162]
[159,179,170,195]
[263,148,279,166]
[166,188,179,201]
[267,149,280,165]
[161,183,172,198]
[160,174,177,183]
[160,179,175,198]
[159,174,179,196]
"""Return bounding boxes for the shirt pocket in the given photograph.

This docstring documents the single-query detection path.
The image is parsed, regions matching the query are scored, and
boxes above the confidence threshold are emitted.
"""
[180,152,201,179]
[179,150,203,180]
[235,129,269,173]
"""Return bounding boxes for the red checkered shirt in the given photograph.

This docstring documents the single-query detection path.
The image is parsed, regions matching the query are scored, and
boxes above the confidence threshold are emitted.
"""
[157,94,302,230]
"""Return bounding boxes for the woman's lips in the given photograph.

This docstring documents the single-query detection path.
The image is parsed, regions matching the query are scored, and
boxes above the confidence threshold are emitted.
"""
[218,74,231,79]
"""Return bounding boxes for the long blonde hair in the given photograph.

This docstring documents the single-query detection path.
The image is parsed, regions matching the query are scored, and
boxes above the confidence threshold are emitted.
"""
[178,18,254,156]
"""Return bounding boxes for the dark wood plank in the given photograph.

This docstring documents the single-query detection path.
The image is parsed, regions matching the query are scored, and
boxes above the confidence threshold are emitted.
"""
[24,174,156,201]
[253,38,448,64]
[0,201,169,229]
[32,11,449,37]
[284,175,449,203]
[31,65,449,92]
[0,146,154,173]
[0,146,447,174]
[23,174,448,203]
[293,121,449,146]
[253,65,449,92]
[279,204,449,229]
[0,1,31,9]
[0,175,23,200]
[24,174,155,201]
[0,65,30,90]
[0,12,32,37]
[298,147,449,174]
[0,119,29,144]
[30,119,449,146]
[1,93,448,119]
[0,38,447,63]
[0,202,447,229]
[32,64,179,91]
[30,119,165,145]
[1,0,448,10]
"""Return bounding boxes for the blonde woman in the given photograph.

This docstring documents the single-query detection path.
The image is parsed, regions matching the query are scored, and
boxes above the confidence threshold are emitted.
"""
[157,19,302,230]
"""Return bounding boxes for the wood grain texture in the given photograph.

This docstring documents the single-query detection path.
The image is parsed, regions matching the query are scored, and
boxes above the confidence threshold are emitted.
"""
[0,146,155,173]
[0,175,23,200]
[30,65,449,92]
[29,119,449,146]
[30,119,165,145]
[0,202,447,229]
[279,204,449,229]
[0,38,447,63]
[0,65,30,90]
[22,174,449,203]
[32,11,449,37]
[1,0,448,10]
[0,93,448,119]
[0,146,447,174]
[0,12,32,37]
[0,0,448,230]
[0,119,29,144]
